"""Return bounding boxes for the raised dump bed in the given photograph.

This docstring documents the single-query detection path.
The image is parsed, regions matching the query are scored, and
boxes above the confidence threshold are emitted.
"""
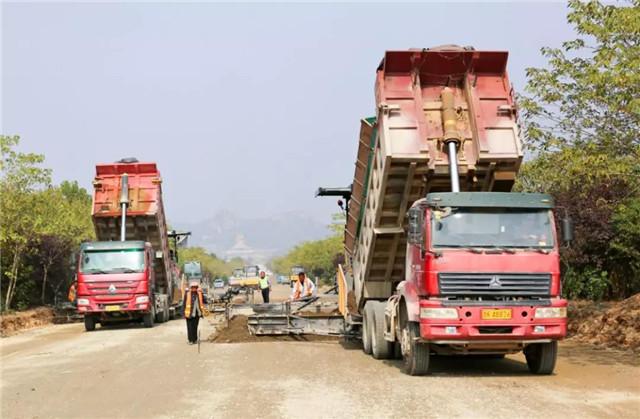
[347,47,523,306]
[91,160,175,297]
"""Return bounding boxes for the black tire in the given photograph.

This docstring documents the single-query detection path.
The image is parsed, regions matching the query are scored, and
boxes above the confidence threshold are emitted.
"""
[371,301,393,360]
[155,308,166,323]
[361,303,374,354]
[525,341,558,375]
[84,315,96,332]
[401,322,430,376]
[143,307,155,328]
[393,342,402,359]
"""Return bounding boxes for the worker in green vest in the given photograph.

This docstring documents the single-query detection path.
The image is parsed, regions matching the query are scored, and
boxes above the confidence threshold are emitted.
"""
[259,271,271,303]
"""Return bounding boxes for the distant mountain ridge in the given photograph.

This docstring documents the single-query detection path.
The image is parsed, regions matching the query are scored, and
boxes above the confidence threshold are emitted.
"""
[176,210,330,261]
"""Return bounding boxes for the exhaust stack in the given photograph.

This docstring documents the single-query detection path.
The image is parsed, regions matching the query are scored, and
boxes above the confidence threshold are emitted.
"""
[119,173,129,241]
[441,87,461,193]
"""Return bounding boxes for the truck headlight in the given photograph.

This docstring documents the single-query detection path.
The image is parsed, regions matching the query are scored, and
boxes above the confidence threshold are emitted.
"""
[135,296,149,304]
[534,307,567,319]
[420,308,458,319]
[77,298,89,306]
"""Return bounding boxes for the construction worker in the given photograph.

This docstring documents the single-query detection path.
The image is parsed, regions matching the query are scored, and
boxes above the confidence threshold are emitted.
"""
[258,271,271,303]
[183,280,207,345]
[67,280,77,306]
[290,271,316,301]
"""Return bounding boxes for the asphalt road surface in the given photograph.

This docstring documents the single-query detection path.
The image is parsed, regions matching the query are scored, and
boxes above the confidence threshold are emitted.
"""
[1,290,639,418]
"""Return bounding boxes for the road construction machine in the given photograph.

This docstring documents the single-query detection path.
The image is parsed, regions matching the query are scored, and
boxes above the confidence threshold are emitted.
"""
[76,158,185,331]
[319,46,573,375]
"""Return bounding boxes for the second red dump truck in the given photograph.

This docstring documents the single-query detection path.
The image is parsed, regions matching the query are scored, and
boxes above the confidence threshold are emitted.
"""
[76,158,185,331]
[320,46,573,375]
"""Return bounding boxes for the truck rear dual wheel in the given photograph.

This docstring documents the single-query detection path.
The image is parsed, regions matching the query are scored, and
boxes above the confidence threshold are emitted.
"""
[371,301,393,360]
[361,303,374,354]
[155,302,169,323]
[525,341,557,375]
[84,315,96,332]
[402,322,430,376]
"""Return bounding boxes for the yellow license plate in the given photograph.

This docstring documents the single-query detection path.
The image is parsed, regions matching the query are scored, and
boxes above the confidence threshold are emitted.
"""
[481,309,512,320]
[105,305,120,312]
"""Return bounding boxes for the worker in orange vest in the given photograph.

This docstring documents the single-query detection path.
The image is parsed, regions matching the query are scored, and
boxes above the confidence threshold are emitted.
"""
[290,271,316,301]
[183,280,207,344]
[67,280,77,306]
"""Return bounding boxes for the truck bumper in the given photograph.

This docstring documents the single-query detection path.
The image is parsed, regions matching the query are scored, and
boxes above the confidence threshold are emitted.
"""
[77,295,150,317]
[418,299,567,343]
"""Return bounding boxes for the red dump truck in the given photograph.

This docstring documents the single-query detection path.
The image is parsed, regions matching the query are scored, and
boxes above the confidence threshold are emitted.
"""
[76,158,184,331]
[319,46,573,375]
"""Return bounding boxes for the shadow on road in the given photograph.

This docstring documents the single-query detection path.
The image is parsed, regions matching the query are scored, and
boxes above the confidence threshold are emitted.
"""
[560,341,639,366]
[382,355,536,377]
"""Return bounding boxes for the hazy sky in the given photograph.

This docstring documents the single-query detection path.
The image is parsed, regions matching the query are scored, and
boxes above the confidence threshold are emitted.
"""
[2,1,576,225]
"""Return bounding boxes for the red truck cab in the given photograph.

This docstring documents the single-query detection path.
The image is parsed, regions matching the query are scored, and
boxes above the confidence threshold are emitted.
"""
[76,240,156,330]
[396,192,567,374]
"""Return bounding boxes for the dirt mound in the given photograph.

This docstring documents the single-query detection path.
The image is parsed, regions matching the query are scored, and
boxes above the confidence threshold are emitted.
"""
[1,307,56,337]
[208,315,338,343]
[568,294,640,352]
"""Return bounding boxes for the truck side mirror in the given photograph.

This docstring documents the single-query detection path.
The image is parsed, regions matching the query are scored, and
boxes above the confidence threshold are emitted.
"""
[561,216,574,245]
[407,207,424,245]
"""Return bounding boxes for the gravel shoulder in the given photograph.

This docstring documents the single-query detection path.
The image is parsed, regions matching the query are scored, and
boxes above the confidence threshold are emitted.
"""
[2,312,639,419]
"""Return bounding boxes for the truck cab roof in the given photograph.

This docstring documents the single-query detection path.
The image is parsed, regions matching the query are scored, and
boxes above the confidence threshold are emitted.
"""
[80,241,147,251]
[424,192,554,209]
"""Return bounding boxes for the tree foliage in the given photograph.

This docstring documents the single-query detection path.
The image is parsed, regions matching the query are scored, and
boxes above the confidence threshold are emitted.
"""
[519,0,640,153]
[1,136,94,310]
[178,247,243,281]
[517,1,640,300]
[271,214,345,282]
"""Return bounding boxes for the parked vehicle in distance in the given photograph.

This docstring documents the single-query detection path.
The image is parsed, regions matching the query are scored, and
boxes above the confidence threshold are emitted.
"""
[213,279,225,288]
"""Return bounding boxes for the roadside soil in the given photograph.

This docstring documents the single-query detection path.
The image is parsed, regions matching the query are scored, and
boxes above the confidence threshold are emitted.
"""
[0,307,55,337]
[567,294,640,352]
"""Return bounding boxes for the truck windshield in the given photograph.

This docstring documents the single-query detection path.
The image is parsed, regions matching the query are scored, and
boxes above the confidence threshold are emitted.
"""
[80,249,145,274]
[245,267,258,276]
[431,208,554,249]
[232,269,244,277]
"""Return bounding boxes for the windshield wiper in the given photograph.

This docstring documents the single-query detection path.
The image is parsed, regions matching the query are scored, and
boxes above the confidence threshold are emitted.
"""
[527,247,550,254]
[109,267,139,273]
[83,269,108,274]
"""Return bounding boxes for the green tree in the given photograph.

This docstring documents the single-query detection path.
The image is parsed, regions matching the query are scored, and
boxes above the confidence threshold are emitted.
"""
[179,247,241,280]
[520,0,639,154]
[0,136,52,310]
[271,213,345,282]
[517,1,640,299]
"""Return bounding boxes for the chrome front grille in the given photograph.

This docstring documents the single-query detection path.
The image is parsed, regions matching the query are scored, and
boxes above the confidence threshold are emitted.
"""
[438,273,551,297]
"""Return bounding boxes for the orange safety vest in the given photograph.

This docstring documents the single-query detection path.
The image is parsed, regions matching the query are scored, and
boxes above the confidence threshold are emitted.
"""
[68,284,76,303]
[184,289,204,318]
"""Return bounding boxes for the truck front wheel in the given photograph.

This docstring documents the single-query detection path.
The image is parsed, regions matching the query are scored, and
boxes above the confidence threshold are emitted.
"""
[524,341,557,375]
[84,315,96,332]
[361,302,374,354]
[143,307,155,328]
[401,322,430,376]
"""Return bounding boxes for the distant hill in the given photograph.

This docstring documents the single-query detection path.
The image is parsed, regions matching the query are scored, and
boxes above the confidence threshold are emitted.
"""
[175,210,330,262]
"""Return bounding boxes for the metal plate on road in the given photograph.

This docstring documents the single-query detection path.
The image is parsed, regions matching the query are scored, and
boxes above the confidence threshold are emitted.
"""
[105,305,120,312]
[481,309,512,320]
